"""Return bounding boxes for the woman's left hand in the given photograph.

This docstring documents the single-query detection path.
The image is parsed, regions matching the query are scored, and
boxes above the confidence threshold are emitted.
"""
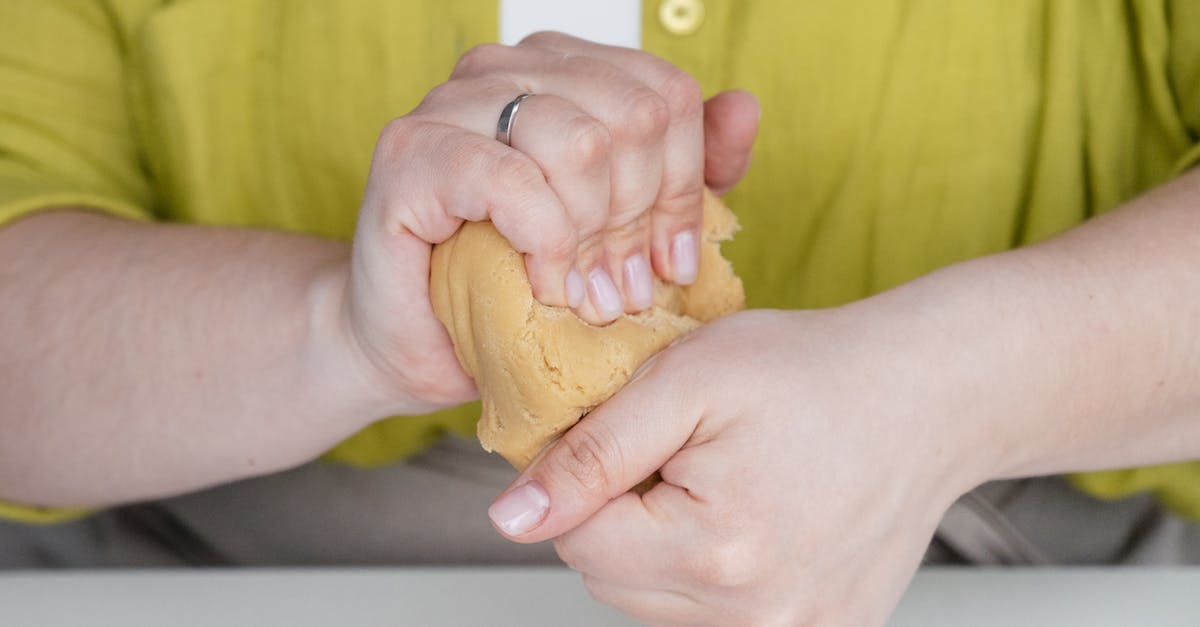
[488,308,988,626]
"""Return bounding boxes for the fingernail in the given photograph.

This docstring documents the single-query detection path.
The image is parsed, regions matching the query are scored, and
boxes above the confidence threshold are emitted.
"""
[587,267,623,321]
[489,480,550,536]
[565,267,584,308]
[622,254,654,311]
[671,231,698,285]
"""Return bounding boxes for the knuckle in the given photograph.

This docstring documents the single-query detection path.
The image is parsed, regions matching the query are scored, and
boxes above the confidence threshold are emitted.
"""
[452,43,507,77]
[620,87,671,141]
[489,152,580,260]
[403,363,468,405]
[425,78,521,117]
[653,185,704,220]
[519,30,567,49]
[377,116,421,157]
[688,535,760,589]
[609,191,655,231]
[442,133,482,172]
[560,54,609,79]
[415,78,480,113]
[580,575,613,606]
[491,150,546,196]
[605,212,650,248]
[575,214,609,245]
[764,606,805,627]
[659,69,704,121]
[537,225,578,263]
[564,116,612,169]
[552,537,585,572]
[547,423,620,495]
[413,82,450,112]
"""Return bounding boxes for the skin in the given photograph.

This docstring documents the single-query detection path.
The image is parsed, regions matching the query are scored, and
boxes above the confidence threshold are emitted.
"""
[7,24,1195,625]
[0,33,757,507]
[491,165,1200,625]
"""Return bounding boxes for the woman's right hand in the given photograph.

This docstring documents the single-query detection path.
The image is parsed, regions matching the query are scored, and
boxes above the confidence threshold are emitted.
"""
[340,33,759,411]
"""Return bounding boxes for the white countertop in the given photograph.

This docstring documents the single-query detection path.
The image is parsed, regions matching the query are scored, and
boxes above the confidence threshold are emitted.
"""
[2,566,1197,626]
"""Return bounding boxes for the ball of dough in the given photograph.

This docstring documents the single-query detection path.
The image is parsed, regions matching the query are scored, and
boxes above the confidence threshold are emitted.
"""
[430,190,744,470]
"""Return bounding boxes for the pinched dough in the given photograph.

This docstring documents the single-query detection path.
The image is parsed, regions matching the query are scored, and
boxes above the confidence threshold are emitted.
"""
[430,190,744,470]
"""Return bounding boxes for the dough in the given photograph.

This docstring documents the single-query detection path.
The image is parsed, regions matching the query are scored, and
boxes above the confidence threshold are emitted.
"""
[430,190,744,470]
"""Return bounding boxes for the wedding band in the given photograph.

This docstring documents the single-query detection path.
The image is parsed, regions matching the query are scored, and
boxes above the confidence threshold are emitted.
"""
[496,93,532,146]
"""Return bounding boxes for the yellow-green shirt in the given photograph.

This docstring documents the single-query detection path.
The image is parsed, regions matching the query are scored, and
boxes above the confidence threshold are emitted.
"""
[2,0,1199,523]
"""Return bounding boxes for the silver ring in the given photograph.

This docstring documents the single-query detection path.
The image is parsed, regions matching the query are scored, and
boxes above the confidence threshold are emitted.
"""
[496,93,532,146]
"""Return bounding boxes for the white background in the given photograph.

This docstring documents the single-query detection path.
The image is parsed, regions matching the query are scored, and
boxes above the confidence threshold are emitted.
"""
[500,0,641,47]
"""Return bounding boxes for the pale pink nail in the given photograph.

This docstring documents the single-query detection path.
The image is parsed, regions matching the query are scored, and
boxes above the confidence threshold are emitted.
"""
[488,480,550,536]
[565,267,584,308]
[623,254,654,311]
[587,267,623,321]
[672,230,698,285]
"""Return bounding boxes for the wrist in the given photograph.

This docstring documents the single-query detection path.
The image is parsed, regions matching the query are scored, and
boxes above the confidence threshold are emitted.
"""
[843,246,1120,496]
[834,275,1014,503]
[302,258,409,424]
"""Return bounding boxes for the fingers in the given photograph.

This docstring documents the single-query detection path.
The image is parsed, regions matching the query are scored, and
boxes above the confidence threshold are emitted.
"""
[421,80,644,323]
[501,90,662,322]
[412,35,729,321]
[505,95,615,318]
[558,490,728,626]
[702,90,760,195]
[503,94,635,323]
[452,42,670,238]
[529,63,665,320]
[561,494,706,622]
[450,46,671,321]
[365,118,578,306]
[518,32,708,287]
[554,467,778,626]
[487,356,698,543]
[552,489,679,585]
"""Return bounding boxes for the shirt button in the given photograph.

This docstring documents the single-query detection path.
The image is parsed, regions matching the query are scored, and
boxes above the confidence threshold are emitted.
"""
[659,0,705,36]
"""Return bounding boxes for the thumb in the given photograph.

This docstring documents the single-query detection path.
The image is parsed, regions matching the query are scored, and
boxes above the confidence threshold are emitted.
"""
[703,89,760,195]
[486,361,697,543]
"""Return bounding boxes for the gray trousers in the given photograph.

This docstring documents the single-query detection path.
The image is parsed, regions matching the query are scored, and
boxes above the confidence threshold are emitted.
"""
[2,436,1198,568]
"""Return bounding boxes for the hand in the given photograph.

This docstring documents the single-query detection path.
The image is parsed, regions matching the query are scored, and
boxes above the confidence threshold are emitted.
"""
[487,309,985,626]
[341,32,759,411]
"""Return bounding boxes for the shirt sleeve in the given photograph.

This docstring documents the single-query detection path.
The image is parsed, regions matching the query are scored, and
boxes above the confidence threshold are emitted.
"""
[0,0,154,227]
[1168,0,1200,173]
[0,0,155,523]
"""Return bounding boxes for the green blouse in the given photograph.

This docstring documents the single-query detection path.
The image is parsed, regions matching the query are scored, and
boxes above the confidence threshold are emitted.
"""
[2,0,1198,523]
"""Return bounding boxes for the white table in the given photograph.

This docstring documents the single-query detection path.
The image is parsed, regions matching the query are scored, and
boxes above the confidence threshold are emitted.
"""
[1,567,1197,626]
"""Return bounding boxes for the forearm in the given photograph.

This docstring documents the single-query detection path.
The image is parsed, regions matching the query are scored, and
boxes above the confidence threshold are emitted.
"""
[0,210,403,508]
[855,167,1200,490]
